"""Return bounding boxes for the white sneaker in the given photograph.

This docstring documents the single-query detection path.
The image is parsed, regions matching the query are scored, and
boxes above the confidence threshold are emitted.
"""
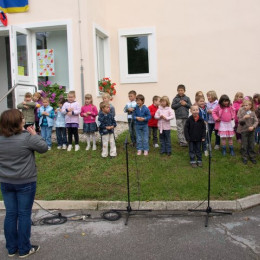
[86,144,91,151]
[92,144,97,151]
[48,147,51,151]
[67,145,72,151]
[57,146,62,150]
[154,144,159,148]
[204,150,209,156]
[214,145,220,150]
[62,144,67,150]
[75,144,80,151]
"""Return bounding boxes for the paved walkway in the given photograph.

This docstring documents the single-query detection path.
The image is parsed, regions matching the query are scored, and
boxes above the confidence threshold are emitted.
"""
[0,206,259,260]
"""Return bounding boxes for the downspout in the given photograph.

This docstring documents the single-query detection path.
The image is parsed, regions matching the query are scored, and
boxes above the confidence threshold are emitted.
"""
[78,0,85,105]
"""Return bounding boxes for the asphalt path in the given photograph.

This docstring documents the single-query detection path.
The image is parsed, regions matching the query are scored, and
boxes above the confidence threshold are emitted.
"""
[0,206,259,260]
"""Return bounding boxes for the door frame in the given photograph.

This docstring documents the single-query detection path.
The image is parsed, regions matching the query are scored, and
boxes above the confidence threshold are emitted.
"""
[0,20,74,92]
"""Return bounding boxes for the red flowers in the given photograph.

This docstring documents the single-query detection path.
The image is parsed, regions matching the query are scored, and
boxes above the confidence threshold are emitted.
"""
[98,77,117,98]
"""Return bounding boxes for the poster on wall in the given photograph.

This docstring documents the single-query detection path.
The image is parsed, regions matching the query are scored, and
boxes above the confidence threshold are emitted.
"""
[37,49,55,76]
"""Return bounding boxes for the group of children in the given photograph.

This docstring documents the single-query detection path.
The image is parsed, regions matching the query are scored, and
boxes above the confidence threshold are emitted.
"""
[17,85,260,165]
[17,91,116,157]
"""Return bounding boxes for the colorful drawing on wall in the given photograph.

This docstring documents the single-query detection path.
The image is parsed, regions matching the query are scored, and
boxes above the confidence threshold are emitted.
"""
[37,49,55,76]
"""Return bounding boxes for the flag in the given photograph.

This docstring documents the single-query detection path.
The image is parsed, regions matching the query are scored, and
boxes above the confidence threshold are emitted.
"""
[0,0,29,13]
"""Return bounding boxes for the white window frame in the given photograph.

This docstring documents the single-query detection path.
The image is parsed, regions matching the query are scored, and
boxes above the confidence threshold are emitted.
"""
[118,27,157,84]
[93,24,110,96]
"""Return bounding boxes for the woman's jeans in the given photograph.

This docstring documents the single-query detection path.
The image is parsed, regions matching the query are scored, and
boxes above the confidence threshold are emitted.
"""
[1,182,36,255]
[135,124,149,151]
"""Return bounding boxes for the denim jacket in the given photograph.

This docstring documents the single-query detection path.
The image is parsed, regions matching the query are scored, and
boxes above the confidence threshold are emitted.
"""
[133,105,151,125]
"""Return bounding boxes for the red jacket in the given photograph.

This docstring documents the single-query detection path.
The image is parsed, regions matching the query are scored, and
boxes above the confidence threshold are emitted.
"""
[148,104,159,127]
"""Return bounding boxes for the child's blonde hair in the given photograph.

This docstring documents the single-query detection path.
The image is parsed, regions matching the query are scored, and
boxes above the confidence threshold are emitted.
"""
[206,90,218,101]
[85,94,93,104]
[99,101,109,110]
[68,91,76,97]
[233,92,244,102]
[242,99,254,111]
[102,92,111,100]
[160,96,170,107]
[42,97,50,102]
[195,91,204,99]
[33,92,42,99]
[195,95,205,103]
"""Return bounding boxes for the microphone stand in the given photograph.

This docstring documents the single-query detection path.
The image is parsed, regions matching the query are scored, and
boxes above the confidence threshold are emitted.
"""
[188,123,232,227]
[107,115,152,225]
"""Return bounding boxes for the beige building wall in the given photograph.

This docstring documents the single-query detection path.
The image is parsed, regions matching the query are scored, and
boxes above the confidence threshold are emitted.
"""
[2,0,260,121]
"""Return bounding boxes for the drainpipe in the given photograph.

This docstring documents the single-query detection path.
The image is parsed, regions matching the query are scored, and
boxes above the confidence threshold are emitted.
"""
[78,0,85,105]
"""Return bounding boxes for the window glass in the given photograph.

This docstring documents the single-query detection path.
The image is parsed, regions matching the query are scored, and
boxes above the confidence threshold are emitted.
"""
[96,34,105,80]
[36,31,69,90]
[17,32,28,76]
[127,36,149,74]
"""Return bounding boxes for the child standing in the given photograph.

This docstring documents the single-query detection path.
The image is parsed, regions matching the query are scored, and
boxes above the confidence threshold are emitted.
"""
[123,90,137,146]
[148,96,160,148]
[17,92,36,129]
[38,97,55,150]
[155,96,174,155]
[196,96,209,156]
[55,98,67,150]
[100,92,115,118]
[212,95,235,156]
[133,94,151,156]
[171,84,192,147]
[255,103,260,152]
[253,94,260,144]
[237,100,258,164]
[206,91,220,150]
[98,101,117,158]
[80,94,98,151]
[32,92,43,134]
[62,91,81,151]
[233,92,244,143]
[184,105,206,167]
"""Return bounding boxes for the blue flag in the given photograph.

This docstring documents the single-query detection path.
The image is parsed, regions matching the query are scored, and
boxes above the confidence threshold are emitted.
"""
[0,0,29,13]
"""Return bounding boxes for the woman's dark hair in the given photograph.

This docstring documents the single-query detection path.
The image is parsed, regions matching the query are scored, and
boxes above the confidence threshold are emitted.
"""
[0,109,23,137]
[219,94,231,108]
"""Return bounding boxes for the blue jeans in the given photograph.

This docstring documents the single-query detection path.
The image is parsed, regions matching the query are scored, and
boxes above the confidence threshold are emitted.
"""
[189,141,202,163]
[56,127,67,146]
[1,182,36,255]
[159,130,171,153]
[128,118,136,144]
[41,125,52,147]
[255,126,260,144]
[208,123,220,146]
[135,124,149,151]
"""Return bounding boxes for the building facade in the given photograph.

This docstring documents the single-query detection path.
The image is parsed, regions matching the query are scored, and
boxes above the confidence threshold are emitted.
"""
[0,0,260,122]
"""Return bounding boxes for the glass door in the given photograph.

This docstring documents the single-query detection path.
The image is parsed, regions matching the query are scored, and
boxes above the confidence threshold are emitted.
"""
[10,26,33,84]
[10,26,35,105]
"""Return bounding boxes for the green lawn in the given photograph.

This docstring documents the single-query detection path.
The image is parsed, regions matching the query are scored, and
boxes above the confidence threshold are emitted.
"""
[1,131,259,201]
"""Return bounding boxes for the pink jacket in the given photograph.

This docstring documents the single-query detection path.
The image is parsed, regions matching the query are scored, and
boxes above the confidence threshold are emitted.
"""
[80,104,98,123]
[62,101,81,124]
[212,105,235,130]
[154,106,175,133]
[233,100,243,123]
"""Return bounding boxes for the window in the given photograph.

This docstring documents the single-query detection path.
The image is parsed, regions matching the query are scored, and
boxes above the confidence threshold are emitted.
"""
[94,25,110,94]
[119,27,157,84]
